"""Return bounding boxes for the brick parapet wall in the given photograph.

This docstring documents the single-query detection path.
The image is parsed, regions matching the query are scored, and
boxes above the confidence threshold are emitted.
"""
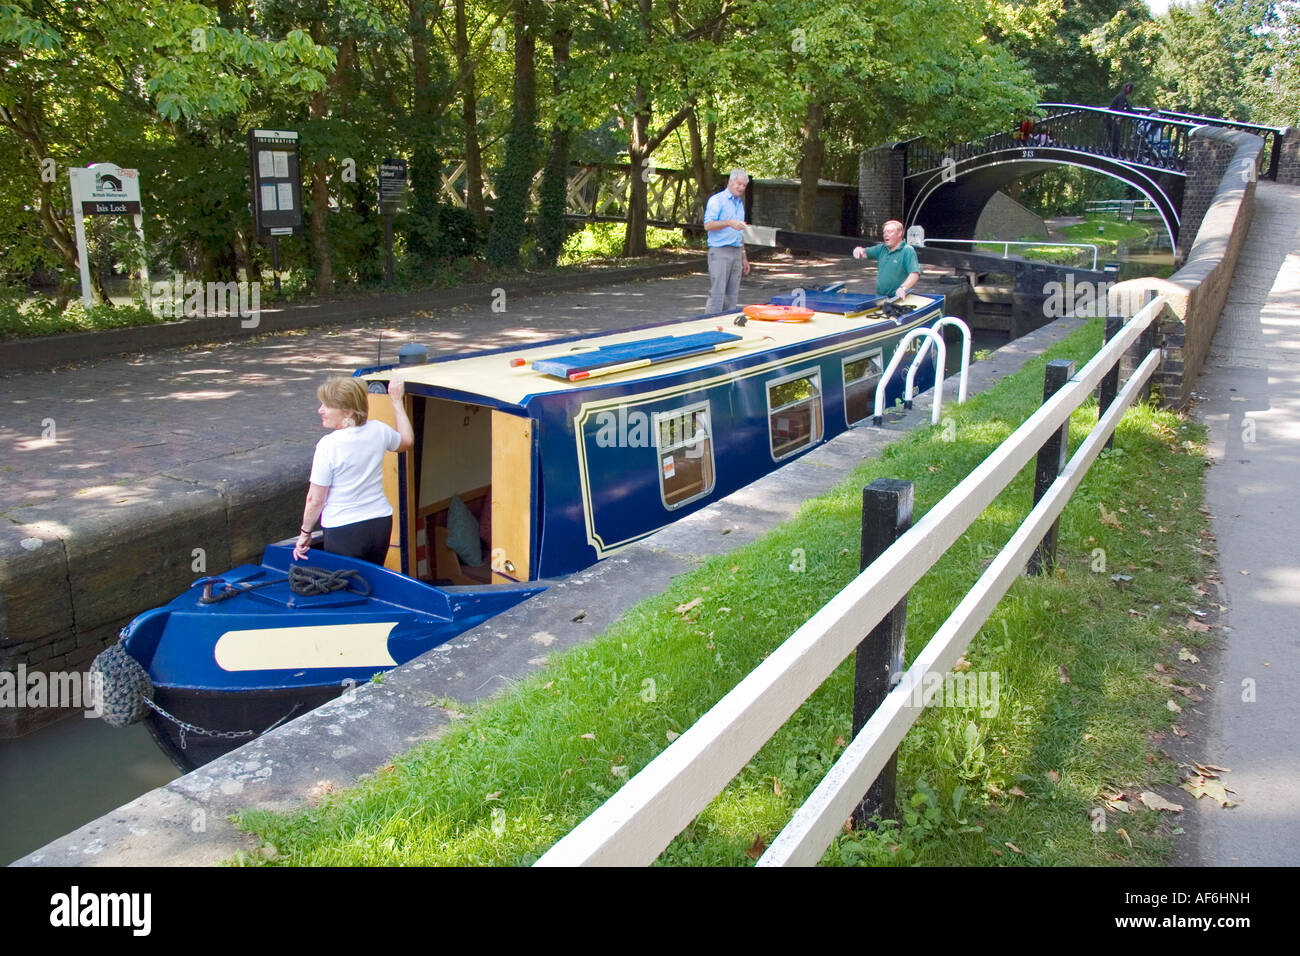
[1177,128,1254,264]
[1109,127,1262,408]
[1277,128,1300,186]
[858,144,905,239]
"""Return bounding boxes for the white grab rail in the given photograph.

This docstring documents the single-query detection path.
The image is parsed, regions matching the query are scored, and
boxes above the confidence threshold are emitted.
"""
[903,333,948,425]
[874,328,946,426]
[909,316,972,405]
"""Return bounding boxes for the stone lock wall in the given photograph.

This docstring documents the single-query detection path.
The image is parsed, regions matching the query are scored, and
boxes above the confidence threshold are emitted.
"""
[0,448,310,737]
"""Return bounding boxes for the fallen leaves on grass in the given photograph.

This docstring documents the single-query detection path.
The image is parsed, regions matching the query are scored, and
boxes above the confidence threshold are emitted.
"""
[1099,503,1124,528]
[1058,665,1071,684]
[674,597,703,615]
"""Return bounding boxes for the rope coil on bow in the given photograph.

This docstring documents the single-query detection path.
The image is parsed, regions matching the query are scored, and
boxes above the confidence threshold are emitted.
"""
[198,565,371,603]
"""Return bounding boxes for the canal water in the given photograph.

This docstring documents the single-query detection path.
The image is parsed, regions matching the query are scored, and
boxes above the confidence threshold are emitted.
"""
[0,714,177,864]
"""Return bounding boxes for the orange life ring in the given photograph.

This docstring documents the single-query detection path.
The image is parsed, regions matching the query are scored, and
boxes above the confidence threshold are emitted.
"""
[742,304,815,322]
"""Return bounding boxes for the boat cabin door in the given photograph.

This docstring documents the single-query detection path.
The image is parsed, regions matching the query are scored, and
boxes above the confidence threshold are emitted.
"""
[370,390,532,584]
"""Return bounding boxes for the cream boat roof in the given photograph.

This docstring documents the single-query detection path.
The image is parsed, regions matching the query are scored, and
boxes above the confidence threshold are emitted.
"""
[362,295,930,406]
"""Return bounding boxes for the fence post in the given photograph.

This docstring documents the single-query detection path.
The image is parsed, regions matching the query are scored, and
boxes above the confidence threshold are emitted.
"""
[1137,324,1155,404]
[1027,359,1075,575]
[1099,315,1123,450]
[852,478,913,828]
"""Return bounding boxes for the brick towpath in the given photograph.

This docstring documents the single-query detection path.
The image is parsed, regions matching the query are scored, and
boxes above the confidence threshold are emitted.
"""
[0,255,872,520]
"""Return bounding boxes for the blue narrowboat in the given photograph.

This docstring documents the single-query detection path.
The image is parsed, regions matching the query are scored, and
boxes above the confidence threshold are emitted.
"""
[97,290,947,769]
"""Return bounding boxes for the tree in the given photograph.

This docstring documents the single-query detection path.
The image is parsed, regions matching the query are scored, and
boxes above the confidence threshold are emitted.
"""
[739,0,1039,231]
[987,0,1154,106]
[1153,1,1299,124]
[0,0,334,300]
[485,0,541,267]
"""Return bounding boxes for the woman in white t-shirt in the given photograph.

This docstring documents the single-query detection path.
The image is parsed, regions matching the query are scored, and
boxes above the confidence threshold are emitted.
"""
[292,376,414,564]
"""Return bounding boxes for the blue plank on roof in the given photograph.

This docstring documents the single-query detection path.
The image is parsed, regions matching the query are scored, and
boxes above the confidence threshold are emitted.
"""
[768,291,885,313]
[531,330,743,379]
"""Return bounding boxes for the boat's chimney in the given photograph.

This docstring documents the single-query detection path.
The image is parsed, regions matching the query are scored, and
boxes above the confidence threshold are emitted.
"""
[398,342,428,366]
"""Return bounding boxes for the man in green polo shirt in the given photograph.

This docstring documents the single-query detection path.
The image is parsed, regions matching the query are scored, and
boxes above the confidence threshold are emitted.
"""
[853,220,921,299]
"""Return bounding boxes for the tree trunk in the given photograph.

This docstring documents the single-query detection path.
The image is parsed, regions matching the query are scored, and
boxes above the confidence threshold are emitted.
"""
[455,0,487,231]
[794,95,826,233]
[538,14,572,267]
[623,95,650,258]
[409,0,441,265]
[2,101,104,301]
[486,0,539,267]
[685,104,710,220]
[305,27,351,294]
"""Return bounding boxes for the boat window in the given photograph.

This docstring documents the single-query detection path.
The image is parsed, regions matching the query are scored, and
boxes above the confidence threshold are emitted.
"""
[654,403,715,509]
[843,349,884,426]
[767,369,823,460]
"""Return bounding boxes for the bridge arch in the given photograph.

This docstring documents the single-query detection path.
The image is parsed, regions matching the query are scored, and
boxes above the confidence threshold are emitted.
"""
[904,147,1184,249]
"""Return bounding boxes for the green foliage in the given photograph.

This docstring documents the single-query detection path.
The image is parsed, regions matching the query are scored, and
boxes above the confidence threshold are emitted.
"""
[558,223,684,265]
[0,290,160,339]
[6,0,1283,322]
[1152,0,1299,125]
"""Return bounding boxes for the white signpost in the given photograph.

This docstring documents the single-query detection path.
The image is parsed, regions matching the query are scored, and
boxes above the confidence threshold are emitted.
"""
[68,163,149,306]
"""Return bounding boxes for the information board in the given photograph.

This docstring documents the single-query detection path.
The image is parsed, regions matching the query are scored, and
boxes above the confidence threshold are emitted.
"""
[248,129,303,236]
[378,157,408,215]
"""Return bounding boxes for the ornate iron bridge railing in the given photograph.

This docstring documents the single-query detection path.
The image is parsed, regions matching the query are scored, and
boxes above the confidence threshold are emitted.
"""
[1145,108,1286,180]
[903,103,1202,180]
[904,102,1286,184]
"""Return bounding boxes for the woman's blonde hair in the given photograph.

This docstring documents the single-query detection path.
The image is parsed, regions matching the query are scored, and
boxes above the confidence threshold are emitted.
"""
[317,376,370,425]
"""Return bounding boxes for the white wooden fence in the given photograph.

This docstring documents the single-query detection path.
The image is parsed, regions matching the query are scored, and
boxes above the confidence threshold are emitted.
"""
[535,297,1165,867]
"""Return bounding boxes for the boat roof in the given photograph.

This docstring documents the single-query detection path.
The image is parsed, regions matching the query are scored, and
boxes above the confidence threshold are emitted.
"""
[361,295,937,407]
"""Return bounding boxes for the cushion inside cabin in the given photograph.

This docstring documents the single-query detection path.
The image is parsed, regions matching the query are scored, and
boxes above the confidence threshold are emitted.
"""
[445,494,484,567]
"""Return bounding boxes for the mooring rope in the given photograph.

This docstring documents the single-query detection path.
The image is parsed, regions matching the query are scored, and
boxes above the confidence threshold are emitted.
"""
[199,565,372,603]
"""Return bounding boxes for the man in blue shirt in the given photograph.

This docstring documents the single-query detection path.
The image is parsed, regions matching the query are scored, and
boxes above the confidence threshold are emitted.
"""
[853,220,921,300]
[703,169,750,313]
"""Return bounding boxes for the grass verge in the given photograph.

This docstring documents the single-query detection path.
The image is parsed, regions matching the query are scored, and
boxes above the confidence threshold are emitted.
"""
[235,315,1213,866]
[1062,218,1157,254]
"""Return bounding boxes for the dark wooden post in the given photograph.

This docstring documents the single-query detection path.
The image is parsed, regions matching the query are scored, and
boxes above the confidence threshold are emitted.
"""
[1137,324,1155,404]
[1028,359,1074,575]
[1099,315,1123,450]
[852,478,912,827]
